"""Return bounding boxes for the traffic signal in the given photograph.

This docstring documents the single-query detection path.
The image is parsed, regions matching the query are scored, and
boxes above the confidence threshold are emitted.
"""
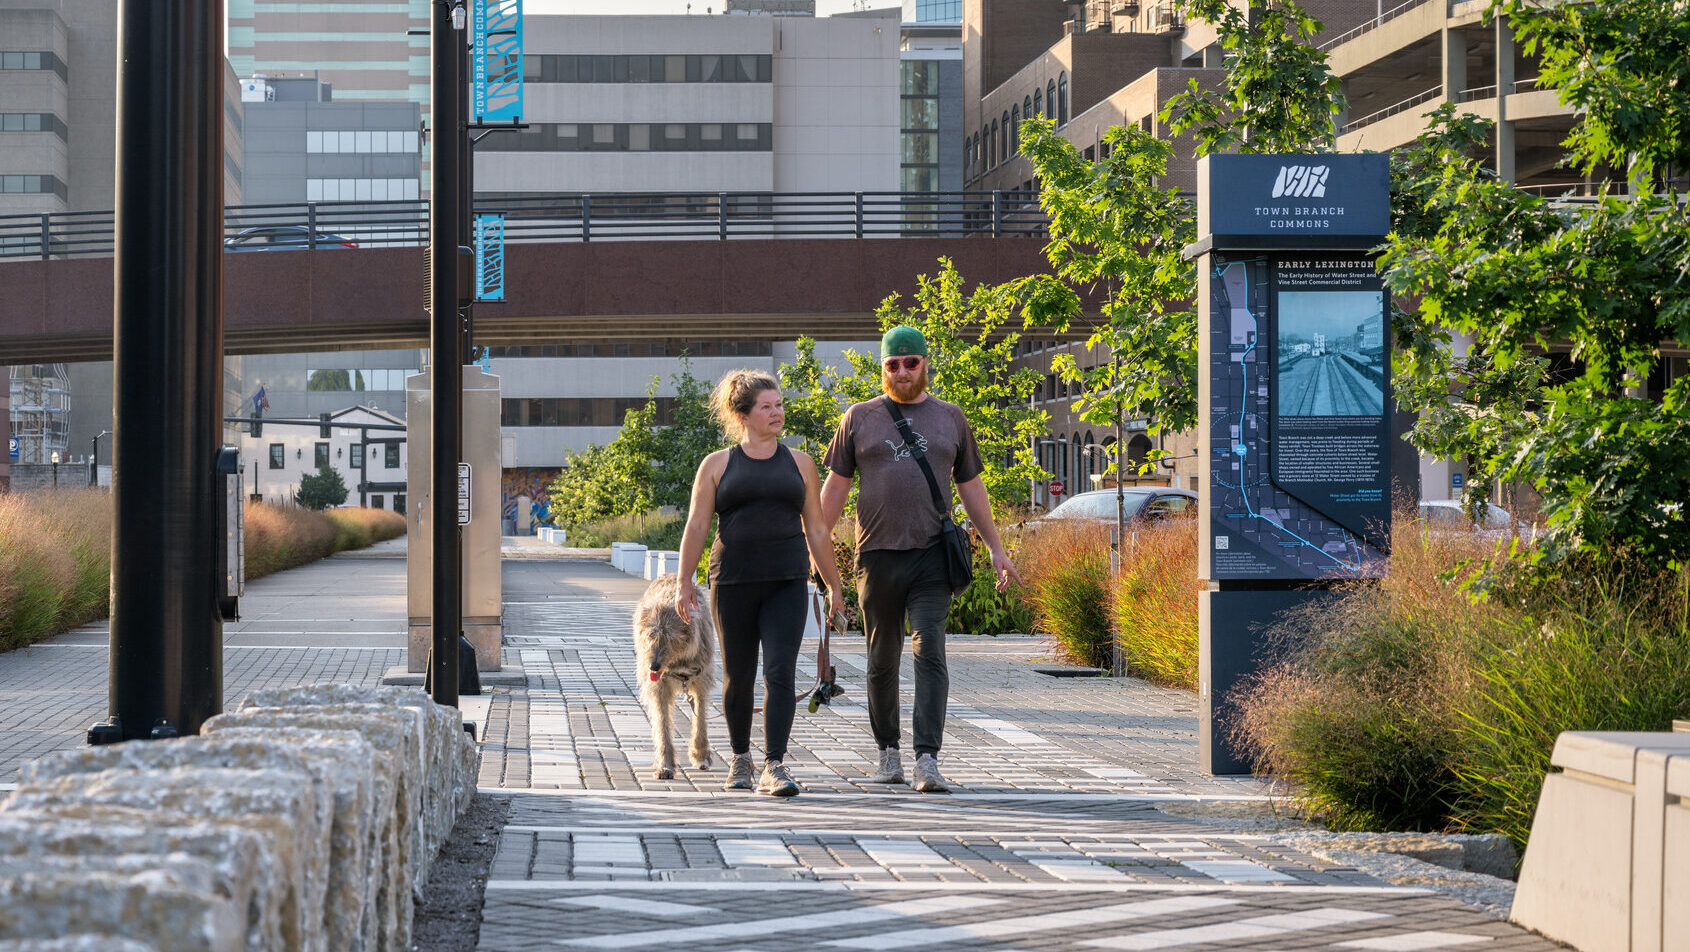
[251,409,262,438]
[319,412,332,439]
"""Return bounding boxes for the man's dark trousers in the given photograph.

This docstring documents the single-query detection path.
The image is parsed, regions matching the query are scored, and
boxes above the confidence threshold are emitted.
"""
[857,543,951,758]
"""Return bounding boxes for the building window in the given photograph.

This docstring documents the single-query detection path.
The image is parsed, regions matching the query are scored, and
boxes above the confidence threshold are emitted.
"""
[305,367,415,391]
[350,443,365,468]
[269,444,285,469]
[481,121,772,153]
[0,51,68,81]
[307,129,418,154]
[1047,80,1057,121]
[524,53,771,84]
[372,494,384,510]
[1024,95,1033,123]
[1033,88,1042,119]
[394,493,406,515]
[1058,73,1068,125]
[989,120,998,167]
[0,174,68,200]
[1010,105,1020,155]
[500,397,680,427]
[1000,112,1009,162]
[0,113,68,141]
[314,443,330,468]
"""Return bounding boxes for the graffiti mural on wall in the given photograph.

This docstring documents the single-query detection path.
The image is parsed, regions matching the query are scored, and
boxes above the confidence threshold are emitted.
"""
[502,467,560,531]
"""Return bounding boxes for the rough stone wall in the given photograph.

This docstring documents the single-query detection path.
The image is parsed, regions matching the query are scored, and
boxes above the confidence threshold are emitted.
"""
[0,684,479,952]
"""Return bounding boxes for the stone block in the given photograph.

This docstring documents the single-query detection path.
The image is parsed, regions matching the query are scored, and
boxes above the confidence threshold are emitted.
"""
[0,939,160,952]
[1665,757,1690,946]
[0,871,243,952]
[20,734,377,952]
[5,768,327,952]
[203,707,420,951]
[0,809,273,952]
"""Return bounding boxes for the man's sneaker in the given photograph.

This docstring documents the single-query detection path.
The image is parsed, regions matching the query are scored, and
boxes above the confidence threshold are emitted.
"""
[869,747,904,784]
[723,753,755,791]
[758,760,800,797]
[912,753,950,793]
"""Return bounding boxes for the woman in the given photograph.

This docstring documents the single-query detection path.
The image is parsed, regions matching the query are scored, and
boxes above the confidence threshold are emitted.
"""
[676,369,847,796]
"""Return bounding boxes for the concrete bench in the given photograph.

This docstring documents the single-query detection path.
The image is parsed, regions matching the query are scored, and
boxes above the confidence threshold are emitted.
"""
[609,542,646,574]
[1512,730,1690,952]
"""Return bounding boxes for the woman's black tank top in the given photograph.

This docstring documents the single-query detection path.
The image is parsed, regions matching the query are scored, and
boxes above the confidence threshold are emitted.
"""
[708,443,808,586]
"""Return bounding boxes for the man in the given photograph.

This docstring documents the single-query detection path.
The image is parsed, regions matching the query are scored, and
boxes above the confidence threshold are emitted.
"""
[821,326,1019,793]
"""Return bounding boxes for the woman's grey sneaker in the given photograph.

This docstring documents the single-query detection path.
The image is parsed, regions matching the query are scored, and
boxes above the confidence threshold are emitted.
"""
[869,746,904,784]
[758,759,800,797]
[913,753,950,793]
[723,753,756,791]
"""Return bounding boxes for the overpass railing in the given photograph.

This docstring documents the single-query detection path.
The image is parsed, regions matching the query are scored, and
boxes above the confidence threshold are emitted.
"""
[0,190,1049,260]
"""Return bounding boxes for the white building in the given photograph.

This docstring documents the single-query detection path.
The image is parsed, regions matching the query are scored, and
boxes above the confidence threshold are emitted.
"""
[239,405,409,512]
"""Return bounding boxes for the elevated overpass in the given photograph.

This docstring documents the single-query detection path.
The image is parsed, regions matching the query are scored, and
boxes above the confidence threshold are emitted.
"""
[0,193,1075,364]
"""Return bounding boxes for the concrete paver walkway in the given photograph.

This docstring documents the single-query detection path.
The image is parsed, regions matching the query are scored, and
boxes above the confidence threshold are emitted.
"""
[0,546,1564,950]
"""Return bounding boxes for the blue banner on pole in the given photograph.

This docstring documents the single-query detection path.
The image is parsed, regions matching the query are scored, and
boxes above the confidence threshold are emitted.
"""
[475,213,506,302]
[472,0,523,123]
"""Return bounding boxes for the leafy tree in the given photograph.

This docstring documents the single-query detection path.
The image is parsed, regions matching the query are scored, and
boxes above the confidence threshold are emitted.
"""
[826,258,1048,510]
[295,464,348,510]
[777,337,850,459]
[1160,0,1346,155]
[547,358,727,526]
[1380,3,1690,566]
[1012,119,1197,471]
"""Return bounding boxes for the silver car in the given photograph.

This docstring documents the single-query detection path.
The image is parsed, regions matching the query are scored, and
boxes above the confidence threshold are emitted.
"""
[1030,487,1198,528]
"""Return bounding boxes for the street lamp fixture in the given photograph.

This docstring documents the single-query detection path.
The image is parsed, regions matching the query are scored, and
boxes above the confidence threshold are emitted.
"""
[450,0,466,31]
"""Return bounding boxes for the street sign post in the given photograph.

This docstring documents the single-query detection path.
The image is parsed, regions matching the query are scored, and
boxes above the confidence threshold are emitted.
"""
[1049,480,1065,497]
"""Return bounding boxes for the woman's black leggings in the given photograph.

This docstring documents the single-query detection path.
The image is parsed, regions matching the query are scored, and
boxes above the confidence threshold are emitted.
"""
[710,578,807,762]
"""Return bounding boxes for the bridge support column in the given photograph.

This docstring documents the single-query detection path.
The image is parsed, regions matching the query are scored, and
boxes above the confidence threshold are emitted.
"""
[97,0,226,742]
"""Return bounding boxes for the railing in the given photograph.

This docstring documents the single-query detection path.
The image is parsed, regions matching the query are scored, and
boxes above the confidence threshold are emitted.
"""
[1318,0,1438,51]
[1457,84,1497,103]
[0,190,1049,261]
[1341,85,1444,134]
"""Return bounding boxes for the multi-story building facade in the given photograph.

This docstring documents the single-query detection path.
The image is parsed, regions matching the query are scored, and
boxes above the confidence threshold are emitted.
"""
[237,405,410,510]
[227,0,430,114]
[238,74,424,205]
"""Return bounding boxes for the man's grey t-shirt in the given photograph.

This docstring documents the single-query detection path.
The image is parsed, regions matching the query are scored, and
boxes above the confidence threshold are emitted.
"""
[824,395,984,554]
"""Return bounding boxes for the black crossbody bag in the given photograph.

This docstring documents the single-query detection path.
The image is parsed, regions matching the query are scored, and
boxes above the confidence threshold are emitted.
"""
[883,396,975,595]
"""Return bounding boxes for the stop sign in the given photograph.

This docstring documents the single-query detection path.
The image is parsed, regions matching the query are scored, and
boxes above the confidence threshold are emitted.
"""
[1049,480,1065,496]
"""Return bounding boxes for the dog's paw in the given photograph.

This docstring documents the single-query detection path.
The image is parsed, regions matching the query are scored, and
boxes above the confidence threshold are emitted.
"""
[691,750,714,771]
[653,765,675,780]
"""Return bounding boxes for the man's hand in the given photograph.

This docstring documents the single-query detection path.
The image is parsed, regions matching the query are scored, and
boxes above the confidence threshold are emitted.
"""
[989,546,1021,592]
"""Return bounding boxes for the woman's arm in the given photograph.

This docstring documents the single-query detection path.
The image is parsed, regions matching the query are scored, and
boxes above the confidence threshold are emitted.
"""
[675,450,726,618]
[794,450,848,619]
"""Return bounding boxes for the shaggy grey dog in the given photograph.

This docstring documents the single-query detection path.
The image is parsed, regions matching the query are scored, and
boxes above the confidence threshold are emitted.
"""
[632,573,717,780]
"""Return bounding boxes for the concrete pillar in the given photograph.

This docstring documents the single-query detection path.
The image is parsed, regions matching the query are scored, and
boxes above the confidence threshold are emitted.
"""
[1441,26,1467,102]
[1495,16,1516,182]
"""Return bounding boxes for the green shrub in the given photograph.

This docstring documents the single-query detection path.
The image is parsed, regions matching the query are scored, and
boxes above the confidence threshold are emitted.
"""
[566,511,683,549]
[948,536,1035,635]
[1233,516,1690,850]
[1109,521,1199,689]
[1016,521,1113,667]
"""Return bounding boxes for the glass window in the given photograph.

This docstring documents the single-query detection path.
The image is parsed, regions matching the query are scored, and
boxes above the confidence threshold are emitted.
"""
[355,131,372,152]
[269,444,285,469]
[701,123,722,148]
[306,130,322,152]
[592,55,613,82]
[394,494,406,515]
[1010,105,1020,152]
[738,54,757,82]
[350,443,365,468]
[314,443,330,468]
[385,443,400,468]
[338,131,354,152]
[901,132,937,165]
[372,495,384,510]
[629,55,649,82]
[756,54,772,82]
[737,123,758,141]
[900,60,936,96]
[1033,88,1042,118]
[665,55,685,82]
[629,124,650,150]
[1047,80,1057,118]
[900,98,939,129]
[1058,73,1068,125]
[592,123,614,145]
[700,55,721,82]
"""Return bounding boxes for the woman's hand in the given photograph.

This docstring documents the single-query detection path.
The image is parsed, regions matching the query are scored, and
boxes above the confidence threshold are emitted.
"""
[828,585,846,625]
[674,579,696,621]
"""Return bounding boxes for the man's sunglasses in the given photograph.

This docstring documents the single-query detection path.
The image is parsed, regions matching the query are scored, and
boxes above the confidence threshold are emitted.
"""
[882,356,923,371]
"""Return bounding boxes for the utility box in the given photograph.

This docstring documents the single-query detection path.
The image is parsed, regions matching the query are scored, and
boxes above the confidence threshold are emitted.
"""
[406,366,503,672]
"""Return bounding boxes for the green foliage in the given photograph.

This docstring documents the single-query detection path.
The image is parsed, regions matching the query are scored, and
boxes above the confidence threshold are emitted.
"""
[1382,101,1690,565]
[548,358,729,526]
[1016,522,1114,668]
[837,258,1048,509]
[1161,0,1345,155]
[1109,521,1199,689]
[1497,0,1690,189]
[777,337,850,459]
[947,539,1037,635]
[1013,120,1197,469]
[295,464,349,511]
[566,511,688,550]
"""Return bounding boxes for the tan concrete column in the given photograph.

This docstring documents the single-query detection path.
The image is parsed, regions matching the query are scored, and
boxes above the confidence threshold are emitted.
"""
[1495,15,1516,182]
[1441,24,1466,103]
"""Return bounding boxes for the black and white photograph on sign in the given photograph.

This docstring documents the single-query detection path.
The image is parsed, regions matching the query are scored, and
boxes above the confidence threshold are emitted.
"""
[1275,290,1385,417]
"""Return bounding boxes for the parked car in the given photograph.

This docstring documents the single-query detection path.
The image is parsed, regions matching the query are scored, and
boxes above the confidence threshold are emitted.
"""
[1417,499,1515,534]
[1023,486,1198,531]
[224,225,359,251]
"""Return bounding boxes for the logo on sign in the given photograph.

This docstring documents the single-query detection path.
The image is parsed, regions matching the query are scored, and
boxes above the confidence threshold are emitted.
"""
[457,463,472,526]
[1272,165,1330,198]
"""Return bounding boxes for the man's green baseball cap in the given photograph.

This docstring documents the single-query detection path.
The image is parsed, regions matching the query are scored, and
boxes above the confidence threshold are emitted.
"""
[881,326,928,360]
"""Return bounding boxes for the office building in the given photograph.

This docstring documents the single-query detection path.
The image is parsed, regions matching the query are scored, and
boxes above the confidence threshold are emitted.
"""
[238,74,423,205]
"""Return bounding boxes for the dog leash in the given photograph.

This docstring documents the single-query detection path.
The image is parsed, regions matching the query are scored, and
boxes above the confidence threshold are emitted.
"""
[801,570,847,712]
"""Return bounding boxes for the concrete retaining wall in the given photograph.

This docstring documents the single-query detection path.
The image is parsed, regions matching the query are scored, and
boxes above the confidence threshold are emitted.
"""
[0,684,479,951]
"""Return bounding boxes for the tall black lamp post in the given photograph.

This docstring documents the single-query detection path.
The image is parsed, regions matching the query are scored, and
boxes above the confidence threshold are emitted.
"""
[90,429,110,486]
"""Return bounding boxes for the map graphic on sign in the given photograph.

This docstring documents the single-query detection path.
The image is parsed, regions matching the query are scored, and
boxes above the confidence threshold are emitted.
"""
[1207,254,1388,580]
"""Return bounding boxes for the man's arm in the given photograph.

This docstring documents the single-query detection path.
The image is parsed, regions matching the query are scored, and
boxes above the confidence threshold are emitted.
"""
[820,471,852,534]
[955,475,1021,592]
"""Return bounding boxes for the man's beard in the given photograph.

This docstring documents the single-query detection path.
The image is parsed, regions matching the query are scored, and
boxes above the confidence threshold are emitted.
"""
[882,369,928,402]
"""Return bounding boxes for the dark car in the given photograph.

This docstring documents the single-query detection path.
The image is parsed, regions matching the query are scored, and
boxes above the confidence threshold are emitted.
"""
[223,225,359,251]
[1026,486,1198,530]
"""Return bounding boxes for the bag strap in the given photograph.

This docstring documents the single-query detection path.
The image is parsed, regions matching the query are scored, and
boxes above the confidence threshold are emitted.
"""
[882,396,952,523]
